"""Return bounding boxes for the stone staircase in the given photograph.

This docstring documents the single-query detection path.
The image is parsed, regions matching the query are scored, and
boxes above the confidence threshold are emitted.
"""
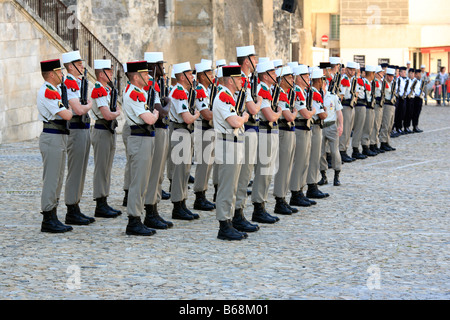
[14,0,124,90]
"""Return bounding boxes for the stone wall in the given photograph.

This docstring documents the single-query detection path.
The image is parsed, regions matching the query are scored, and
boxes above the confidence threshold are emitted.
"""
[0,0,67,144]
[341,0,409,25]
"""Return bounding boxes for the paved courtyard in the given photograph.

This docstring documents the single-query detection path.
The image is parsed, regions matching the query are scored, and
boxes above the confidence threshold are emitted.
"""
[0,102,448,300]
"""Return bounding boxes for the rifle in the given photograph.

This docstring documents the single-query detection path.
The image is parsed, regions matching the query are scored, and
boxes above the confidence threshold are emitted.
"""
[349,76,358,107]
[247,71,258,124]
[80,68,88,105]
[108,78,119,133]
[208,75,219,111]
[60,74,69,109]
[147,68,157,112]
[402,78,410,99]
[407,78,418,99]
[369,79,376,108]
[271,77,282,111]
[186,79,197,131]
[380,77,386,108]
[328,64,341,95]
[390,79,397,105]
[418,78,427,99]
[236,78,248,116]
[287,86,296,128]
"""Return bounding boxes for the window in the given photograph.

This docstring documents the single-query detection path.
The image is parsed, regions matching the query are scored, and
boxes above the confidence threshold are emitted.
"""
[330,14,340,40]
[158,0,166,26]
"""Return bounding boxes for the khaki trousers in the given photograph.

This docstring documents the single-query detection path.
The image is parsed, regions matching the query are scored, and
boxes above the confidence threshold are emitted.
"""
[351,106,366,149]
[215,137,244,221]
[122,123,131,191]
[307,124,322,185]
[251,129,279,203]
[169,125,193,203]
[273,129,295,198]
[320,123,341,171]
[39,133,67,212]
[127,135,155,217]
[370,103,383,145]
[290,128,311,192]
[65,128,90,205]
[361,107,375,147]
[91,128,116,199]
[145,127,169,205]
[339,105,355,152]
[193,123,215,193]
[379,104,395,144]
[235,128,258,209]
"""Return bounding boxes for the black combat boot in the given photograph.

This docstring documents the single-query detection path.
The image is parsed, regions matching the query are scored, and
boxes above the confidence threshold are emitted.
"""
[193,191,215,211]
[306,184,330,199]
[289,190,311,207]
[122,190,128,206]
[65,204,91,225]
[144,204,168,229]
[274,197,293,215]
[95,197,119,218]
[182,199,199,219]
[362,145,377,157]
[352,147,367,159]
[171,201,194,220]
[126,216,156,236]
[333,170,341,186]
[340,150,355,163]
[251,202,279,224]
[371,144,384,154]
[41,208,73,233]
[153,203,173,228]
[232,208,259,232]
[104,197,122,215]
[318,170,328,185]
[217,220,247,241]
[161,190,171,200]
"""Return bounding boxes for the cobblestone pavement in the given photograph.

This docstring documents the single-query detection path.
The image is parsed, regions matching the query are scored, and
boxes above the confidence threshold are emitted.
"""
[0,102,449,300]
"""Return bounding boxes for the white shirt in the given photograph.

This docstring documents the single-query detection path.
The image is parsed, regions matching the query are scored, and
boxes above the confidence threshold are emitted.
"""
[37,82,66,121]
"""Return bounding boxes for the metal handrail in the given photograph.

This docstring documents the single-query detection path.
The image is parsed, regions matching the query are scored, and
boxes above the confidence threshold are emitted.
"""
[19,0,123,92]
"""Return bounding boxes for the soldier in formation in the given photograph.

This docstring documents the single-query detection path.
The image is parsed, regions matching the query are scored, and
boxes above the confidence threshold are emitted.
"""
[36,50,425,239]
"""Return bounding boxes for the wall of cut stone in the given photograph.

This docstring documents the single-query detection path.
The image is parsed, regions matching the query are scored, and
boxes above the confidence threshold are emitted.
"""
[0,0,67,143]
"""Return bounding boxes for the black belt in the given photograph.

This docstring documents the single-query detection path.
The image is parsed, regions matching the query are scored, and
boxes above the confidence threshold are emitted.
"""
[42,120,70,135]
[342,99,352,107]
[323,121,335,128]
[294,118,311,131]
[94,119,117,133]
[171,121,194,133]
[259,121,279,133]
[278,119,295,131]
[219,133,244,143]
[244,124,259,132]
[130,125,155,137]
[69,115,90,129]
[356,98,366,107]
[155,119,169,129]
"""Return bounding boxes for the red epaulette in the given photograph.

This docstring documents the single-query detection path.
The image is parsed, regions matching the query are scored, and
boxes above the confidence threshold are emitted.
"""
[341,78,351,87]
[129,88,146,102]
[219,91,236,106]
[172,86,188,100]
[295,88,306,101]
[64,77,80,91]
[45,85,61,100]
[376,81,380,88]
[279,91,289,103]
[385,82,390,89]
[196,86,207,99]
[312,91,323,104]
[91,84,108,99]
[258,86,272,101]
[357,78,365,86]
[241,77,251,89]
[143,79,161,93]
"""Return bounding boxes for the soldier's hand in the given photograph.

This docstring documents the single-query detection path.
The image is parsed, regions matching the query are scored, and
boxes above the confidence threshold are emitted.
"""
[163,97,171,106]
[242,111,249,122]
[337,125,343,137]
[153,109,159,119]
